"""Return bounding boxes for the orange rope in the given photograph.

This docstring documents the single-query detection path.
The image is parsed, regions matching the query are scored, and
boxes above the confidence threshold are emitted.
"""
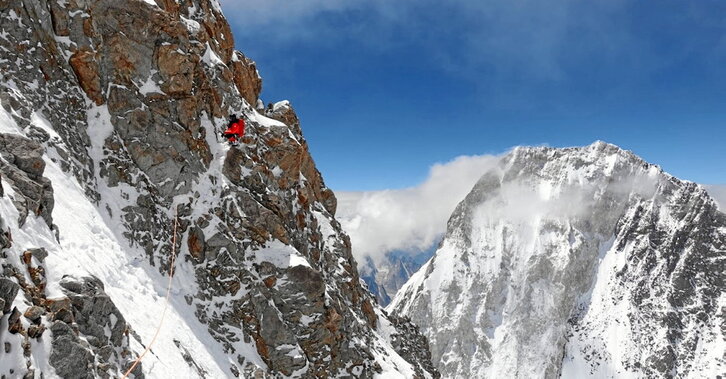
[122,212,179,379]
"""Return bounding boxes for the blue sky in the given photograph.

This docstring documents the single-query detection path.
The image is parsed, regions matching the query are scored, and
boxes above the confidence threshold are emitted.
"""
[222,0,726,191]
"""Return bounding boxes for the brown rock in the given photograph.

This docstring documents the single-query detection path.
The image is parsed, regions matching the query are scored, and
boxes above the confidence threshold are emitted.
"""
[154,0,180,14]
[227,280,241,296]
[177,97,200,130]
[157,44,195,97]
[266,102,300,129]
[230,51,262,106]
[187,226,206,262]
[22,250,32,265]
[361,300,377,329]
[254,333,269,361]
[28,324,45,339]
[8,307,22,334]
[324,307,342,334]
[262,276,277,288]
[69,49,103,105]
[83,17,95,38]
[27,266,46,290]
[320,188,337,216]
[45,297,72,312]
[46,297,74,323]
[107,34,142,86]
[23,306,45,323]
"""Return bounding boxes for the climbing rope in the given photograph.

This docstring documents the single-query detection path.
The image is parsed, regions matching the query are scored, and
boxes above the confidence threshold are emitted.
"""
[122,211,179,379]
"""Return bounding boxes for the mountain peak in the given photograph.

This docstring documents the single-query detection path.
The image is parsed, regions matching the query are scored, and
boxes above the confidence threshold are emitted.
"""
[390,143,725,378]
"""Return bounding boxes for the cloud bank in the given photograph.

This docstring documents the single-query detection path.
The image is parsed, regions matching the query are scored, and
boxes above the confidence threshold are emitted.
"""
[336,154,501,264]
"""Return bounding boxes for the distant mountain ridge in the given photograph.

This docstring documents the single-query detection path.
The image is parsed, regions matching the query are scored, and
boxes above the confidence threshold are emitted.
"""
[390,142,725,378]
[361,248,435,305]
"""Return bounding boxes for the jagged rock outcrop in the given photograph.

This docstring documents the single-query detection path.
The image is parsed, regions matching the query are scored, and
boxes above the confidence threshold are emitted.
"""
[0,134,54,227]
[50,276,143,379]
[0,244,140,378]
[390,142,725,378]
[0,0,436,377]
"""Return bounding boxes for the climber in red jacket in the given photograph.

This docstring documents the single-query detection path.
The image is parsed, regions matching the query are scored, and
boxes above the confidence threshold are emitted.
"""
[222,114,245,145]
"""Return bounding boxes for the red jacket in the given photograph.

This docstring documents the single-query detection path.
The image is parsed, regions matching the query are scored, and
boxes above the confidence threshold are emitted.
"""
[223,119,245,141]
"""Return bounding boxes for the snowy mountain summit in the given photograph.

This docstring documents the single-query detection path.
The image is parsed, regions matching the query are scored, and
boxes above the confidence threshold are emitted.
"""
[389,142,725,378]
[0,0,437,377]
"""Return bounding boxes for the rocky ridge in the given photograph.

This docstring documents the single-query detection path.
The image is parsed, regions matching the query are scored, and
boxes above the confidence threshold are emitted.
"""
[0,0,437,377]
[389,142,725,378]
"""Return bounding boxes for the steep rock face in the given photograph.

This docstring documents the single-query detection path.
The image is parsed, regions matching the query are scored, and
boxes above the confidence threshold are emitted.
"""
[390,142,725,378]
[0,0,436,377]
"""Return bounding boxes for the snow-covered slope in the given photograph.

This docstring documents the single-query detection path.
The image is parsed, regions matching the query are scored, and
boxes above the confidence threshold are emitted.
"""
[389,142,725,378]
[0,0,437,377]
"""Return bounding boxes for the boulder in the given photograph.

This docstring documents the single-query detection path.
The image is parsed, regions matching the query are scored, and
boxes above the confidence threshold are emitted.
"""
[8,307,22,334]
[49,321,95,379]
[23,305,45,323]
[0,278,19,313]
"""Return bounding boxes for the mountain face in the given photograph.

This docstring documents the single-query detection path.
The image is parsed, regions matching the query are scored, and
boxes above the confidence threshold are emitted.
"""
[0,0,437,378]
[389,142,725,378]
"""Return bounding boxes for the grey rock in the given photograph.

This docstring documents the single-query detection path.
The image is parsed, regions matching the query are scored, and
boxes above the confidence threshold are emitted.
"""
[0,215,10,250]
[46,276,143,378]
[0,134,45,178]
[387,314,440,379]
[59,276,129,349]
[26,247,48,263]
[50,321,95,379]
[0,133,55,227]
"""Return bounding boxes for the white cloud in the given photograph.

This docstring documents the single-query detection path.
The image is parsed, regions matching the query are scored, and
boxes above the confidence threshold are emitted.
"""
[221,0,631,81]
[705,185,726,212]
[336,154,501,264]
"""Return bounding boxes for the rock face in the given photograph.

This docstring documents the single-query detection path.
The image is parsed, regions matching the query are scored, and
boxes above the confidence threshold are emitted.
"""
[0,134,54,227]
[0,0,436,377]
[389,142,726,378]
